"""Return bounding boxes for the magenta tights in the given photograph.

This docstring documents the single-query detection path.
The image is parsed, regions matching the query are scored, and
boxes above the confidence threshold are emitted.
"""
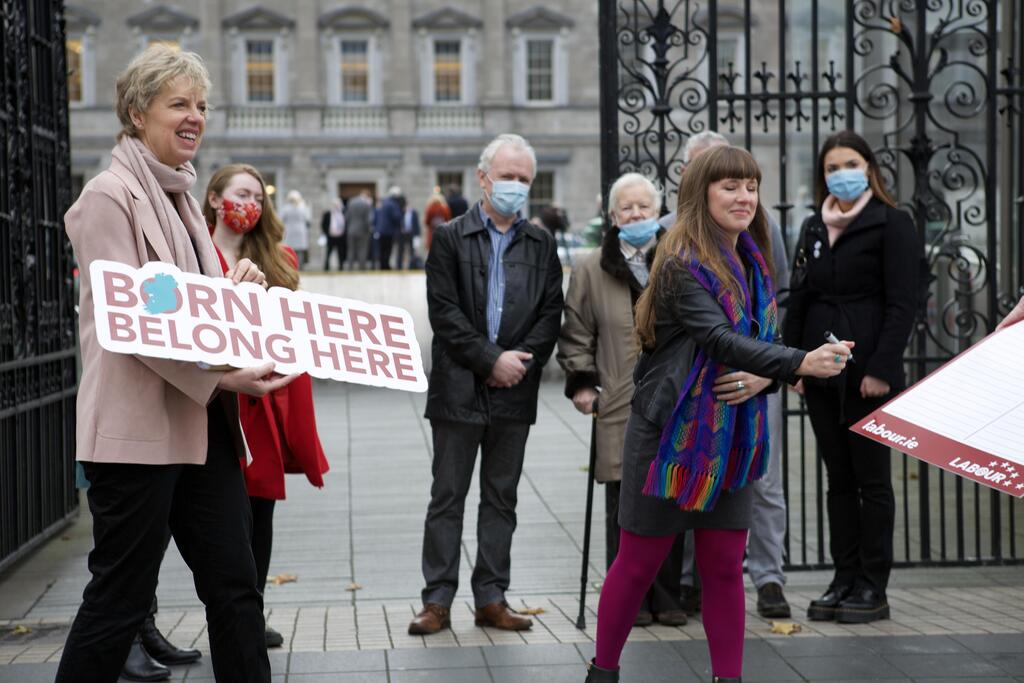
[595,528,747,677]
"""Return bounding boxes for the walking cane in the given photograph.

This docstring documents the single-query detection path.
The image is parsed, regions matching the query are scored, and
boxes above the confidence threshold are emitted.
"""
[576,399,599,630]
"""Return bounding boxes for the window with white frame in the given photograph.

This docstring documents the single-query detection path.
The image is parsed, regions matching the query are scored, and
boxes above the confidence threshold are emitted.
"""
[514,32,567,106]
[433,39,462,103]
[528,171,556,218]
[715,32,745,94]
[246,38,275,103]
[340,39,370,103]
[526,39,554,101]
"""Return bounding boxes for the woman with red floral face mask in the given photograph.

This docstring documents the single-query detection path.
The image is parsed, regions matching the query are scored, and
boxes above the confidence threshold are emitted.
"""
[203,165,330,649]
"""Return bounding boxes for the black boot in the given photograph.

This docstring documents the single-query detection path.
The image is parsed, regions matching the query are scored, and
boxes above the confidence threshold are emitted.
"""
[121,634,171,682]
[585,658,619,682]
[835,586,890,624]
[807,583,852,621]
[140,614,201,665]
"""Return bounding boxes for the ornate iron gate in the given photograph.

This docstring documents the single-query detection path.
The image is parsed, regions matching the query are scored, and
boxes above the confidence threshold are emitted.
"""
[0,0,78,573]
[598,0,1024,567]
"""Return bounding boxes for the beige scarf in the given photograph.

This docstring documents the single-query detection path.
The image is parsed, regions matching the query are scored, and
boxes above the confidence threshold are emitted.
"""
[111,136,214,274]
[821,190,873,246]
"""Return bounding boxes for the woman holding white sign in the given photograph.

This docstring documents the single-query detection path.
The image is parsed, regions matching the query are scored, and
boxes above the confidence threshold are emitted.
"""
[57,45,294,683]
[203,164,330,649]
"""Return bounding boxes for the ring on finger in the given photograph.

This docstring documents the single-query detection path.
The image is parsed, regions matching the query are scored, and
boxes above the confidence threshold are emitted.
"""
[833,354,843,363]
[736,380,744,391]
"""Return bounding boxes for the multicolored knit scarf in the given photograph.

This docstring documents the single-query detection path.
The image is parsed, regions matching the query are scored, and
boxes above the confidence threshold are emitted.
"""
[642,231,778,512]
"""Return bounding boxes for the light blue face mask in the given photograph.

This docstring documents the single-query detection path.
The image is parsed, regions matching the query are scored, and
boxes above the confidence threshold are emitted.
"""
[826,168,869,202]
[486,176,531,216]
[618,217,660,247]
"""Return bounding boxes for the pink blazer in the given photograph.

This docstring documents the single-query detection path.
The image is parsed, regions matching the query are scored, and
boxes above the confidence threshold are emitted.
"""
[67,154,243,465]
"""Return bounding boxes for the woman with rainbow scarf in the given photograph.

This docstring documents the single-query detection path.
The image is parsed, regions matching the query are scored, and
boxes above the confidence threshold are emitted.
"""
[585,147,852,683]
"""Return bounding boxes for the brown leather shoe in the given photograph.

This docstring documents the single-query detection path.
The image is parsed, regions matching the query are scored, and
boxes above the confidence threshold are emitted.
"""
[408,603,451,635]
[474,601,532,631]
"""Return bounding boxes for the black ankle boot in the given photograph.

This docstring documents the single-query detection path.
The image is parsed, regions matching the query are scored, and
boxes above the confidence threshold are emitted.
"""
[140,615,201,665]
[585,658,619,682]
[121,634,171,682]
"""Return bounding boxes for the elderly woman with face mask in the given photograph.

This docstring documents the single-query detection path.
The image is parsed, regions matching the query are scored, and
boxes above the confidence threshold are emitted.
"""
[57,45,293,683]
[557,173,689,626]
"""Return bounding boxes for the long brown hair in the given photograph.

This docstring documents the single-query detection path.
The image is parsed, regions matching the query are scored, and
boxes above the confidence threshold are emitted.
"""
[814,130,896,208]
[634,146,774,348]
[202,164,299,291]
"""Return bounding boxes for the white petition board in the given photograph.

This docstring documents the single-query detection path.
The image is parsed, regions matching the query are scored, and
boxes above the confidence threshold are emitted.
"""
[851,321,1024,495]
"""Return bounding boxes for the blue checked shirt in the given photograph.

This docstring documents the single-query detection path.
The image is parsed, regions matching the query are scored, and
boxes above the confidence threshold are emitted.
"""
[480,204,524,343]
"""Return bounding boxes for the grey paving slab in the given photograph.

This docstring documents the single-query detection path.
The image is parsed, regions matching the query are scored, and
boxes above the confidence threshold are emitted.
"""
[287,650,388,674]
[387,645,487,670]
[883,653,1007,679]
[389,668,493,683]
[952,633,1024,653]
[482,643,584,667]
[786,655,906,680]
[287,675,388,683]
[0,663,58,683]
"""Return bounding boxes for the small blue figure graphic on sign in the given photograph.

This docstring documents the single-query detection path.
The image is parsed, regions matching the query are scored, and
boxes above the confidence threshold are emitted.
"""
[142,273,181,314]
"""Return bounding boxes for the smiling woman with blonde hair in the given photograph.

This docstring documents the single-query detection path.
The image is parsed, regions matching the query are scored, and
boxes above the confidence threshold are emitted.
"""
[57,44,291,683]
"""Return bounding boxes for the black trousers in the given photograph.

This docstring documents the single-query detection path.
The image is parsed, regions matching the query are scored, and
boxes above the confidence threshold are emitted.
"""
[395,233,416,269]
[57,437,269,683]
[421,420,531,608]
[805,385,895,593]
[323,235,347,271]
[378,235,394,270]
[605,481,686,613]
[250,496,276,596]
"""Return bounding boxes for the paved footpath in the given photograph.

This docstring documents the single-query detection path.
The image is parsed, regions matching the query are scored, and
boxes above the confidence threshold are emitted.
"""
[1,382,1023,682]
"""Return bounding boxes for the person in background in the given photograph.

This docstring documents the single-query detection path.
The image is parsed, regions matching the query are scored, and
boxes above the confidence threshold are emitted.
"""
[203,163,330,650]
[280,190,311,269]
[57,44,292,683]
[321,197,346,271]
[585,146,853,683]
[377,186,403,270]
[445,183,469,219]
[423,190,452,252]
[784,130,920,625]
[558,172,688,627]
[397,198,421,269]
[409,134,563,637]
[661,131,794,619]
[344,189,373,270]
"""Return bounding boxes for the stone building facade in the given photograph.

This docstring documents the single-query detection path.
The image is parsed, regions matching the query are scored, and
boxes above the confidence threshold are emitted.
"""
[65,1,602,249]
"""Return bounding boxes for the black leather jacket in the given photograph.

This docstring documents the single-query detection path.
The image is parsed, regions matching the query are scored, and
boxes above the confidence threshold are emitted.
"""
[632,259,806,427]
[424,203,564,424]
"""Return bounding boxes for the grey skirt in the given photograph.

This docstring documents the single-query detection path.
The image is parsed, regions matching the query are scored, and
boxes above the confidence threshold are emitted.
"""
[618,412,753,536]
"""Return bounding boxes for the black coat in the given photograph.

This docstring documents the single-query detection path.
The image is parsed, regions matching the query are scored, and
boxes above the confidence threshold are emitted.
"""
[424,203,564,424]
[631,259,805,428]
[782,198,920,417]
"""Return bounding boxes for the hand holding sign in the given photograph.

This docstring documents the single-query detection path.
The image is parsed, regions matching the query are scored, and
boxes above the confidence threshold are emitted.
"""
[217,362,298,397]
[91,260,427,392]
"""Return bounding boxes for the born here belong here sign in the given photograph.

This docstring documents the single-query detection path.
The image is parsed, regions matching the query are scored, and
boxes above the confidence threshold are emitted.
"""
[90,259,427,392]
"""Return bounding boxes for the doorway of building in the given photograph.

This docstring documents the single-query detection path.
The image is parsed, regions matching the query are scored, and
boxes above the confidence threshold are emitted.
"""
[337,182,376,206]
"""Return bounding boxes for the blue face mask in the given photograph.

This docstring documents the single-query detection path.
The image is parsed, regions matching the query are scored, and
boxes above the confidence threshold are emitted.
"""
[486,176,531,216]
[618,217,660,247]
[826,168,869,202]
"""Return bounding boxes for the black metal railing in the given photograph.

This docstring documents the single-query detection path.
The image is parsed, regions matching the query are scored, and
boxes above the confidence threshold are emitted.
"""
[599,0,1024,568]
[0,0,78,573]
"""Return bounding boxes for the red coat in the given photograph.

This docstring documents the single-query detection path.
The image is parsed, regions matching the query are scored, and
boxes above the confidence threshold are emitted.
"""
[214,244,329,500]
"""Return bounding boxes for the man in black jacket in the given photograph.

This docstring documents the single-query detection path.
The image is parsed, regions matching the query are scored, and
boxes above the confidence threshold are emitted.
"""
[409,134,564,636]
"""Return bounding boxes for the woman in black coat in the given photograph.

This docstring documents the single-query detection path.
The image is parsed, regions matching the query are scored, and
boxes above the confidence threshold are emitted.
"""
[783,130,922,624]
